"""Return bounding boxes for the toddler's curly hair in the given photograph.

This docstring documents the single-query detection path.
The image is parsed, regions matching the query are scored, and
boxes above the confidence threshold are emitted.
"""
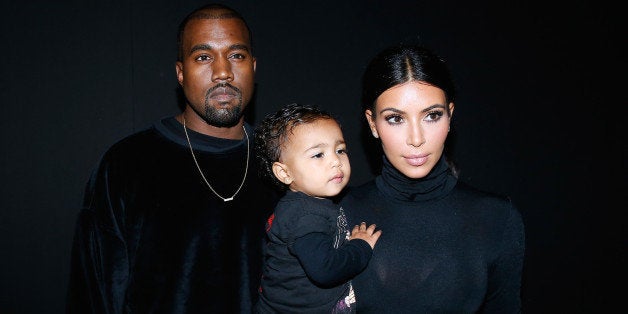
[254,103,339,191]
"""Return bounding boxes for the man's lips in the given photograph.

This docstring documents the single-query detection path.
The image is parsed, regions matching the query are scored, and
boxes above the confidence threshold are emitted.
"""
[210,93,236,102]
[208,85,239,102]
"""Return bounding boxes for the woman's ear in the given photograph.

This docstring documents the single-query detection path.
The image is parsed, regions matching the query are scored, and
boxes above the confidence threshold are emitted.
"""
[447,102,455,132]
[365,109,379,138]
[272,162,292,185]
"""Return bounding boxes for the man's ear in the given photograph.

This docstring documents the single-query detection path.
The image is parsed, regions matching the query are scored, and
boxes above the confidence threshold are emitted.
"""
[175,61,184,86]
[365,109,379,138]
[272,162,292,185]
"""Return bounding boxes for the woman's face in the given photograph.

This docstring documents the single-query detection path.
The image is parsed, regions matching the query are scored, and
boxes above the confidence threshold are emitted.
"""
[366,81,454,179]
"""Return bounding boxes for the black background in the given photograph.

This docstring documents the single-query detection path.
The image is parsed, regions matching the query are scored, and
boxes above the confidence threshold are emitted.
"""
[1,1,624,313]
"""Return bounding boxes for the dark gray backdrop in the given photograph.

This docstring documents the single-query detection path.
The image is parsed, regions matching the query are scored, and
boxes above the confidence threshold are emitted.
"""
[1,1,624,313]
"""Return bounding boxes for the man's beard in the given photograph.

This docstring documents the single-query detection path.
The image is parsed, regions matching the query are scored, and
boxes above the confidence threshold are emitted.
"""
[201,83,243,127]
[202,101,242,127]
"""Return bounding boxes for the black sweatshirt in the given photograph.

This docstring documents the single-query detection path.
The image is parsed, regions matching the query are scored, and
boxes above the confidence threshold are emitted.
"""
[257,191,372,313]
[66,117,279,314]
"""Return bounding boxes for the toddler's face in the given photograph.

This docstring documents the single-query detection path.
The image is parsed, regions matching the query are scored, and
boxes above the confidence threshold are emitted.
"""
[274,118,351,198]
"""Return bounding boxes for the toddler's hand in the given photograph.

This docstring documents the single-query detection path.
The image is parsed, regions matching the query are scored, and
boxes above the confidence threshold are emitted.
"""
[349,222,381,249]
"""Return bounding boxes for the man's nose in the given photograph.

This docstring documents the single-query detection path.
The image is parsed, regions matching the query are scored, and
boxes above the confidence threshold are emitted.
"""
[211,57,234,82]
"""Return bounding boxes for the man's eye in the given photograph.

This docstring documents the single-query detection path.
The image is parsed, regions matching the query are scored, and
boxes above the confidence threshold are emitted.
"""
[196,55,211,61]
[230,53,246,59]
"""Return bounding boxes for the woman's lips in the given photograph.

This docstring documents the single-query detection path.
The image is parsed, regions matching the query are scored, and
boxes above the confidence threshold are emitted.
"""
[404,154,428,167]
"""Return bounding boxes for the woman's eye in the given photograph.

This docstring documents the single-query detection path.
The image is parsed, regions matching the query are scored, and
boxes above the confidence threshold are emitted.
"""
[337,148,347,155]
[425,111,444,122]
[385,115,403,124]
[312,152,324,159]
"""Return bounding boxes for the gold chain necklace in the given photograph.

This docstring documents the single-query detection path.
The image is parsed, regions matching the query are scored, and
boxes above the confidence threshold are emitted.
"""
[182,116,249,202]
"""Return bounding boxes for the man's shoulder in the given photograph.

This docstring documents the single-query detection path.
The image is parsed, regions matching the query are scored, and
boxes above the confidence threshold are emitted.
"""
[105,127,160,155]
[105,116,179,149]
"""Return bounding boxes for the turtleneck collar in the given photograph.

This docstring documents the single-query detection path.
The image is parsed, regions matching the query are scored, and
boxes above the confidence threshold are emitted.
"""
[375,155,458,202]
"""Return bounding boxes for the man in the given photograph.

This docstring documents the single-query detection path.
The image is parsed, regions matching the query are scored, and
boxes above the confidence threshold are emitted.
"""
[66,4,279,313]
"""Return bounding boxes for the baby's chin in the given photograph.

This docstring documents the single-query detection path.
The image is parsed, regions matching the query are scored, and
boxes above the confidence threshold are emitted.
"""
[303,188,346,199]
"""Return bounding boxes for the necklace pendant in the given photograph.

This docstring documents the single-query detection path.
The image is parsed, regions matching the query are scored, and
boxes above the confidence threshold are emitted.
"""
[182,117,248,204]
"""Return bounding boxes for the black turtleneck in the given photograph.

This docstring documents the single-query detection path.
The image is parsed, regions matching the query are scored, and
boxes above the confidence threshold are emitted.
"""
[340,155,525,313]
[377,155,457,201]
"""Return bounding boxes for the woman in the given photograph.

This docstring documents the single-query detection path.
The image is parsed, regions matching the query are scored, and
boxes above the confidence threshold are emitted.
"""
[340,44,525,313]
